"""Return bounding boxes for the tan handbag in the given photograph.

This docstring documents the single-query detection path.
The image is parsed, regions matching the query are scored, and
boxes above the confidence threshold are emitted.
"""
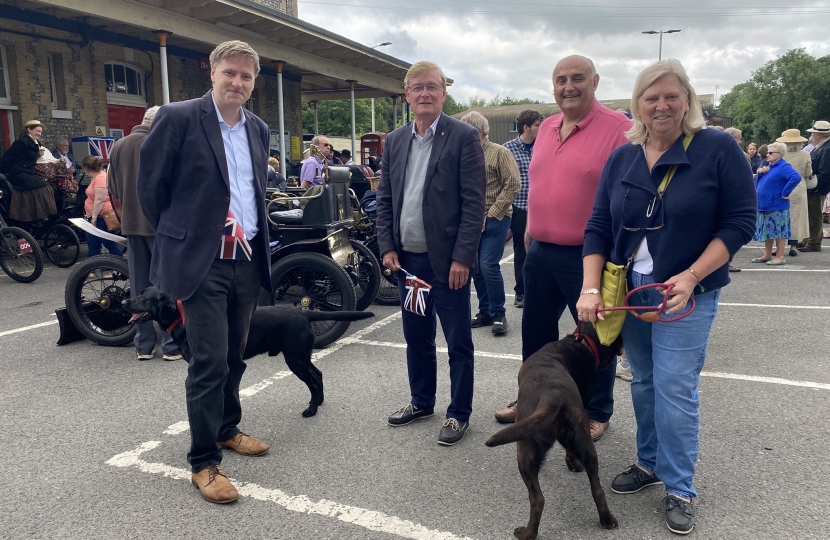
[100,210,121,232]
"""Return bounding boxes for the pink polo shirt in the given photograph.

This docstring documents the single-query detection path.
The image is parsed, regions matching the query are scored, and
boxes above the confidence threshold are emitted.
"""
[527,100,632,246]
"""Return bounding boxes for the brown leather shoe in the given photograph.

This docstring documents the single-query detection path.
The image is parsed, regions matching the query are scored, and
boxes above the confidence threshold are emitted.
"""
[191,465,239,504]
[590,420,609,442]
[495,400,517,423]
[218,432,270,456]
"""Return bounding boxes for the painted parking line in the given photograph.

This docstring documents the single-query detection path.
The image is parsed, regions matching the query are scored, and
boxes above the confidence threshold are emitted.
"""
[352,340,830,391]
[0,320,59,337]
[106,442,476,540]
[719,302,830,309]
[499,252,514,265]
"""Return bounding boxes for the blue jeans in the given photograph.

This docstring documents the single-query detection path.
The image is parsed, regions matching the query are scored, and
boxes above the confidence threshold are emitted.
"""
[86,216,124,257]
[621,271,721,500]
[473,216,511,316]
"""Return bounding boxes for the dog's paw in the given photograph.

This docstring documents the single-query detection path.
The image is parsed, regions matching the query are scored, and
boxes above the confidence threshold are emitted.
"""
[302,404,319,417]
[600,513,619,530]
[513,526,536,540]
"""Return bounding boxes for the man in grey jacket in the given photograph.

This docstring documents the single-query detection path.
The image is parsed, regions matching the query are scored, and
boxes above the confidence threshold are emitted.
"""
[107,106,181,361]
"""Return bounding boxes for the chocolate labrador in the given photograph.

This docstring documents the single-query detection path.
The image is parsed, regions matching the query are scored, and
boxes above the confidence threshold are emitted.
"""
[485,322,623,539]
[124,286,374,418]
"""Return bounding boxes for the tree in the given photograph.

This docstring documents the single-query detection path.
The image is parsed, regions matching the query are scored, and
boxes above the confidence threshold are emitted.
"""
[443,94,467,115]
[302,98,395,136]
[719,49,830,142]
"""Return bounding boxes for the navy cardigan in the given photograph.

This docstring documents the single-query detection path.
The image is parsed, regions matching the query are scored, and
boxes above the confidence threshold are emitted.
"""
[583,128,757,292]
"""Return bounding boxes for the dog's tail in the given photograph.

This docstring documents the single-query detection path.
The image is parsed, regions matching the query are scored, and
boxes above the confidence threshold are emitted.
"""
[303,311,375,322]
[485,410,555,447]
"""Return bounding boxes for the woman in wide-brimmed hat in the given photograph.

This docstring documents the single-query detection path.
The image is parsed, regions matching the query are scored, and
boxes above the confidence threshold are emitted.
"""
[0,119,57,221]
[775,128,811,255]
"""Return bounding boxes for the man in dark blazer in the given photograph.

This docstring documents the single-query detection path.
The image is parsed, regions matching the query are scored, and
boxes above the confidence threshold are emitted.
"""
[376,61,486,446]
[138,40,271,504]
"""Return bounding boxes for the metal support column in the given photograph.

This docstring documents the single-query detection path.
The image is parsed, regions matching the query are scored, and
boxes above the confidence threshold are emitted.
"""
[348,80,357,158]
[153,31,172,104]
[312,101,319,135]
[392,96,397,127]
[275,61,287,178]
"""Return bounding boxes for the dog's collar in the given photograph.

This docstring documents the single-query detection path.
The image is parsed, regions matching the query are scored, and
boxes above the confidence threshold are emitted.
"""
[572,330,601,369]
[166,300,187,333]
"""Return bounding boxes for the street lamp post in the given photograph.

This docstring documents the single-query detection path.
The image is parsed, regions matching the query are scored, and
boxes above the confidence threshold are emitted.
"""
[642,29,681,61]
[370,42,392,132]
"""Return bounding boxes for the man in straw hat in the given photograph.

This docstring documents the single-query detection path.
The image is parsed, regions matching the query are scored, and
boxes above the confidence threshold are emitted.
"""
[801,120,830,251]
[775,129,812,256]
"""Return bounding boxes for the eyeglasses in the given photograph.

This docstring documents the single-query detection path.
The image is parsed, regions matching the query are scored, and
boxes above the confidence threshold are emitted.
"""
[408,84,442,95]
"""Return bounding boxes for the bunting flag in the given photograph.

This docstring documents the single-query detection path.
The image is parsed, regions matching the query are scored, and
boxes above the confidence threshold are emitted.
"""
[219,210,252,260]
[403,271,432,317]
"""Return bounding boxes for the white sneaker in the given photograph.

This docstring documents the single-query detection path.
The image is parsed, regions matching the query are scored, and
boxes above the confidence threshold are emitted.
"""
[615,357,632,381]
[136,351,154,361]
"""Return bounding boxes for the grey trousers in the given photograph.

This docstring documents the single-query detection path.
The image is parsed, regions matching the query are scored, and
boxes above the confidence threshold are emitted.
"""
[127,235,176,355]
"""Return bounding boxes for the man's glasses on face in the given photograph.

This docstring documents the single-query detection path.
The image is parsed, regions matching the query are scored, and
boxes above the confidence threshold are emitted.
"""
[408,84,442,95]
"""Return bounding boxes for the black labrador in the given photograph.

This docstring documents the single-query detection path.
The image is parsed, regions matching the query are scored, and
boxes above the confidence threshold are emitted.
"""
[123,286,374,418]
[485,322,623,540]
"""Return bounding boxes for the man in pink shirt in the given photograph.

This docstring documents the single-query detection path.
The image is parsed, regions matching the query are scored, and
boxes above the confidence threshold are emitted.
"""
[494,56,632,442]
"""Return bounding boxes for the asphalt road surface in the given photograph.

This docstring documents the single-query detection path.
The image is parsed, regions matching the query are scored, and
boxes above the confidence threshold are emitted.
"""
[2,237,829,539]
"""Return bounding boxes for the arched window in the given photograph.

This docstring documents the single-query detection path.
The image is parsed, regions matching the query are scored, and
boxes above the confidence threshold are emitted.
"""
[105,62,146,107]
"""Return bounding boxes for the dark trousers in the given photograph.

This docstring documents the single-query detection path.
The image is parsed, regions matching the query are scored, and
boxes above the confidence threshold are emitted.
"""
[521,240,615,423]
[397,251,475,422]
[87,216,124,257]
[127,235,175,355]
[510,205,527,296]
[804,192,825,249]
[180,247,262,473]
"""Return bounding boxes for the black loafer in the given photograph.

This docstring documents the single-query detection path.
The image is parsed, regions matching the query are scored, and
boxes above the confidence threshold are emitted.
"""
[388,404,434,426]
[665,495,695,535]
[611,464,664,494]
[437,418,469,446]
[471,311,493,328]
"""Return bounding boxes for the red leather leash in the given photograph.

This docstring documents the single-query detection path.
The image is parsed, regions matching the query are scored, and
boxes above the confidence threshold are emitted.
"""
[597,283,695,323]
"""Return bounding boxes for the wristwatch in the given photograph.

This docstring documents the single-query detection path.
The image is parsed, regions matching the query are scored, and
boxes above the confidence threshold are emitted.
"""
[580,288,600,295]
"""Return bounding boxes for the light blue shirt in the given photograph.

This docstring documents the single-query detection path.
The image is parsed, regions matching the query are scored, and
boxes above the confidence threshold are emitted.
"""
[212,92,258,240]
[411,114,441,142]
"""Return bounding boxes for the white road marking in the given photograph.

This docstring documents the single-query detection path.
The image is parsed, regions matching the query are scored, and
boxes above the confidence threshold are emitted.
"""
[0,320,59,337]
[737,268,830,272]
[162,421,190,435]
[719,302,830,309]
[702,371,830,390]
[353,340,830,391]
[239,312,402,398]
[107,442,477,540]
[499,252,514,265]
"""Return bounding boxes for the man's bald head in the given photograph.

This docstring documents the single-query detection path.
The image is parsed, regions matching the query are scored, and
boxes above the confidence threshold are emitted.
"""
[552,55,600,121]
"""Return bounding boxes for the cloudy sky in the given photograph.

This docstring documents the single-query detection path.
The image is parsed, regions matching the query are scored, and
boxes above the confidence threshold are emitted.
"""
[299,0,830,106]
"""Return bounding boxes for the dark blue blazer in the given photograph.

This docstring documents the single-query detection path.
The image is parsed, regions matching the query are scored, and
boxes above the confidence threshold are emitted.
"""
[137,91,272,300]
[376,113,486,282]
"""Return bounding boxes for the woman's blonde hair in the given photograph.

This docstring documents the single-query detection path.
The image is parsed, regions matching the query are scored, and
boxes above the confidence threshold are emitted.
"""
[768,142,787,156]
[268,156,279,169]
[626,59,705,144]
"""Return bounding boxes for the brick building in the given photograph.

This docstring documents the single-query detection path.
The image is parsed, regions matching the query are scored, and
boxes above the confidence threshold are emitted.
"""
[0,0,407,162]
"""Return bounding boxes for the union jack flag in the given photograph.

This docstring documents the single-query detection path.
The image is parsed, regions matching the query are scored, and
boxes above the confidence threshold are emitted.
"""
[88,137,114,162]
[403,271,432,317]
[219,210,252,260]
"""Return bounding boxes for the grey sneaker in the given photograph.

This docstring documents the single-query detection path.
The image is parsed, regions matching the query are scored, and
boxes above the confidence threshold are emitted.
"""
[437,418,469,446]
[136,351,154,361]
[163,349,183,361]
[514,294,524,308]
[665,495,695,535]
[615,357,632,381]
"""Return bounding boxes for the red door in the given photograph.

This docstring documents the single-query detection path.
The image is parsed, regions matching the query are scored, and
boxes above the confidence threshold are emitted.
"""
[0,110,11,158]
[107,104,146,135]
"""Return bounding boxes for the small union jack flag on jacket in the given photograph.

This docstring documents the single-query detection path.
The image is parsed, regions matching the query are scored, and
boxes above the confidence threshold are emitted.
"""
[219,210,252,261]
[403,273,432,316]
